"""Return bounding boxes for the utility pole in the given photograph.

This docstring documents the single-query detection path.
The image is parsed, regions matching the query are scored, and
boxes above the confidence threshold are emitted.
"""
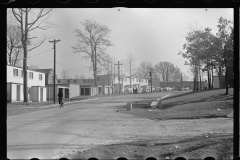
[148,68,154,93]
[49,39,61,103]
[115,61,123,95]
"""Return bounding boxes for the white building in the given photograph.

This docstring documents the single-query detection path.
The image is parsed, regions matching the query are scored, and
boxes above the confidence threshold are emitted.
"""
[114,76,148,93]
[7,65,46,102]
[57,75,149,95]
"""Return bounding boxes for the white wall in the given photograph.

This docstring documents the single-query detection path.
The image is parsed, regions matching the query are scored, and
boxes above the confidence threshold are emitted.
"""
[9,83,24,102]
[114,77,148,88]
[7,65,45,87]
[43,87,46,101]
[7,83,11,101]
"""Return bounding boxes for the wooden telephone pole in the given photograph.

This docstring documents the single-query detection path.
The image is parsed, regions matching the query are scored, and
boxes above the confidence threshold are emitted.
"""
[115,61,123,95]
[148,68,154,93]
[49,39,61,103]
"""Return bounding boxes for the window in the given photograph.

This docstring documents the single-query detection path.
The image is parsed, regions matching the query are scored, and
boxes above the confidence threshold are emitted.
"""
[39,74,42,81]
[67,80,70,83]
[13,69,18,76]
[29,72,33,79]
[74,80,76,83]
[83,80,86,83]
[21,70,23,77]
[97,77,100,81]
[57,80,60,83]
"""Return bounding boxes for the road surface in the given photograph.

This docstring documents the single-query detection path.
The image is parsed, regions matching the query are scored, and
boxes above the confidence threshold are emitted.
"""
[7,92,232,159]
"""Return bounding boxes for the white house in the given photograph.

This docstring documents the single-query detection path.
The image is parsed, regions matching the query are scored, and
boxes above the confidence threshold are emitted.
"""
[7,64,46,102]
[57,75,148,95]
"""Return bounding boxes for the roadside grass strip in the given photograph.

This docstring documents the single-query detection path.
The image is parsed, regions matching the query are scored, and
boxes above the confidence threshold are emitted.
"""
[39,98,98,108]
[7,98,99,117]
[118,89,233,120]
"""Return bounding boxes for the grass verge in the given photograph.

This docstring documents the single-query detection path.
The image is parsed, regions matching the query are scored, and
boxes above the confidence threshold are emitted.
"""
[117,88,233,120]
[7,97,87,117]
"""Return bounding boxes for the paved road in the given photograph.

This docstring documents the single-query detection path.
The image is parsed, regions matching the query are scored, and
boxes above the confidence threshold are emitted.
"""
[7,92,232,159]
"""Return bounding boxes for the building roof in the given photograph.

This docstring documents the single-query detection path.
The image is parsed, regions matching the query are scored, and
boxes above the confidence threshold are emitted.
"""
[7,64,46,73]
[34,69,53,74]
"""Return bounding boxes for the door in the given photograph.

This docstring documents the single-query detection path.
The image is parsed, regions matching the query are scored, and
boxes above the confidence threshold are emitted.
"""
[17,85,20,101]
[40,87,43,101]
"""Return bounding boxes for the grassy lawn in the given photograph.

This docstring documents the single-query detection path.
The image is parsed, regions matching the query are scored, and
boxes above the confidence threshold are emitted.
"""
[117,88,233,120]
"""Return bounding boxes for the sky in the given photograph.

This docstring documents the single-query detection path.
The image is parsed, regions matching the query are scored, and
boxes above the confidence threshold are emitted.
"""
[7,8,233,80]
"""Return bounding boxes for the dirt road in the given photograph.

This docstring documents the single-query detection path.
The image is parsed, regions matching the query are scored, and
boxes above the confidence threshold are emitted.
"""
[7,92,233,159]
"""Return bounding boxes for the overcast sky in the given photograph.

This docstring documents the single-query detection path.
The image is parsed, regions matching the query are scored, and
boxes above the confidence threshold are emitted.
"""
[8,8,233,80]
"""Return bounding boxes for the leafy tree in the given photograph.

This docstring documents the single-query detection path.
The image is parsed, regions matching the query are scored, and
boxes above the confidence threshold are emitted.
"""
[215,17,233,94]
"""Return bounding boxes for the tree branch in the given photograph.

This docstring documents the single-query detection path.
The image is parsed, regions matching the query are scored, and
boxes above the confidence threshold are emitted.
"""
[28,38,45,51]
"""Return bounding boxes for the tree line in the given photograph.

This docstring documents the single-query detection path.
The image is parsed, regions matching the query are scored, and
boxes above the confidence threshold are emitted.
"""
[178,17,233,94]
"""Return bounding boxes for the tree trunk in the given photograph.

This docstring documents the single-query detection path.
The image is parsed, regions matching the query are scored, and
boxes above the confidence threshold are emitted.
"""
[23,8,28,102]
[195,66,198,91]
[94,46,97,88]
[207,69,211,90]
[211,66,213,89]
[225,58,228,95]
[218,66,222,89]
[199,66,201,90]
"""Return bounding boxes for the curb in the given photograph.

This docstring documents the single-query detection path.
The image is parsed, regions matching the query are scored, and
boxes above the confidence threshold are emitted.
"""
[39,98,98,108]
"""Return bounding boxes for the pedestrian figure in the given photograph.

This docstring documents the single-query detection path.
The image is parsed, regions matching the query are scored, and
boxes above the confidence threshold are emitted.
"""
[58,90,63,108]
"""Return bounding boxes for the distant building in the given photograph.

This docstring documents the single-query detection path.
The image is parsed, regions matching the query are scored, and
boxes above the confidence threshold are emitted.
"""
[57,75,148,94]
[159,81,206,90]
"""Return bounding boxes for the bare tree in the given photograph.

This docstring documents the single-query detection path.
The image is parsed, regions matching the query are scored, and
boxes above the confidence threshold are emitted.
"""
[80,73,86,79]
[154,61,176,82]
[122,53,137,87]
[74,74,79,79]
[61,69,71,79]
[72,20,113,88]
[136,61,153,79]
[11,8,56,102]
[28,65,39,70]
[7,24,23,67]
[170,66,182,82]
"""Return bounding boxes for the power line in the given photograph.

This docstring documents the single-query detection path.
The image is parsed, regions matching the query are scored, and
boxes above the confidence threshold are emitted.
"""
[57,47,82,59]
[56,62,84,72]
[16,48,53,61]
[28,48,53,58]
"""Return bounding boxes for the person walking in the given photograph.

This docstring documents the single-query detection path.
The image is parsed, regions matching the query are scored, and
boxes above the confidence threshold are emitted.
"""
[58,90,63,108]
